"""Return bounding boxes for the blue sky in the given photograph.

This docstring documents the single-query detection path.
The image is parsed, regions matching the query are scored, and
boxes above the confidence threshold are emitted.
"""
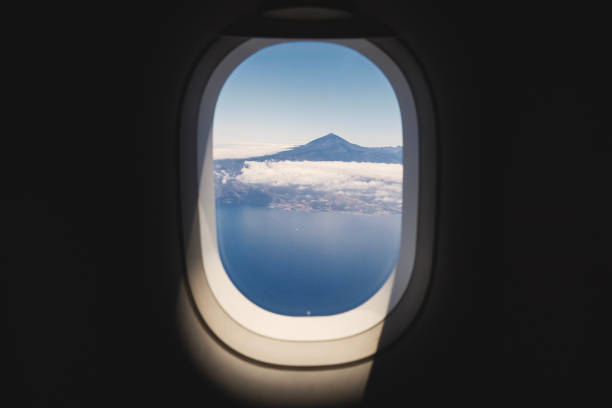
[212,41,402,147]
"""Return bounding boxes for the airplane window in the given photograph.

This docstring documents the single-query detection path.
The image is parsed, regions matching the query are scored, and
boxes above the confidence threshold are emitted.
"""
[182,36,427,349]
[212,42,403,316]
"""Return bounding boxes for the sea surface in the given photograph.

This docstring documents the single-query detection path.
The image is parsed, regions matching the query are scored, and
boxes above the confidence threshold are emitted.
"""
[216,206,401,316]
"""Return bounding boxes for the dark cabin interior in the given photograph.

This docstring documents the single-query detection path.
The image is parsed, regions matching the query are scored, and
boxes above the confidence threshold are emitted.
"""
[7,1,608,406]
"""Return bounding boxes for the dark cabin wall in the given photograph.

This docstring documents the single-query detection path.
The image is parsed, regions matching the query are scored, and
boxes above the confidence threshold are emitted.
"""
[8,1,607,407]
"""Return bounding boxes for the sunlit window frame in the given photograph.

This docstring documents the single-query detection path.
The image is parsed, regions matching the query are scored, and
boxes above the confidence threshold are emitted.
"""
[179,37,435,366]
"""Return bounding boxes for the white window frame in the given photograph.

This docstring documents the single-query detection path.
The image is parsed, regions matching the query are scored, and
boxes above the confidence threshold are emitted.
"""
[180,37,435,366]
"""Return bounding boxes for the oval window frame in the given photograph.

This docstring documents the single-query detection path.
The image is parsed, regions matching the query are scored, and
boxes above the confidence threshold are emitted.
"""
[180,37,436,366]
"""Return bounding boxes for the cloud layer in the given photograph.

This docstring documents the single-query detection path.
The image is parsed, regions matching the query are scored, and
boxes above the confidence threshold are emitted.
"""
[215,160,403,215]
[238,160,401,196]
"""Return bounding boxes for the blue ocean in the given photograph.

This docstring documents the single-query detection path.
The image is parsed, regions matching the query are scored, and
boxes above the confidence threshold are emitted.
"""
[216,206,401,316]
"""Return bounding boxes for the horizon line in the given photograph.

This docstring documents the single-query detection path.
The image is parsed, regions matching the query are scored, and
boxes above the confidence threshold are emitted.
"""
[213,133,403,148]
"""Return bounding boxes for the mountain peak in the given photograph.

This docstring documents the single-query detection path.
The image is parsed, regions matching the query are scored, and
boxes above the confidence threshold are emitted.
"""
[307,133,348,145]
[216,133,402,163]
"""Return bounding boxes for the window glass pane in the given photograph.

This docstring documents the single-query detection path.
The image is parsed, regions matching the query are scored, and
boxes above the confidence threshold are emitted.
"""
[213,41,403,316]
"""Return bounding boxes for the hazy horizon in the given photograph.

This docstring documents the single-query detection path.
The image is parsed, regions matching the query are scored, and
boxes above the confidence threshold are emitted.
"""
[213,133,402,160]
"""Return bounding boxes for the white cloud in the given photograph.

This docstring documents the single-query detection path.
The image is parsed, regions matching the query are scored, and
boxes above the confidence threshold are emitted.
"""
[213,143,296,159]
[236,160,402,204]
